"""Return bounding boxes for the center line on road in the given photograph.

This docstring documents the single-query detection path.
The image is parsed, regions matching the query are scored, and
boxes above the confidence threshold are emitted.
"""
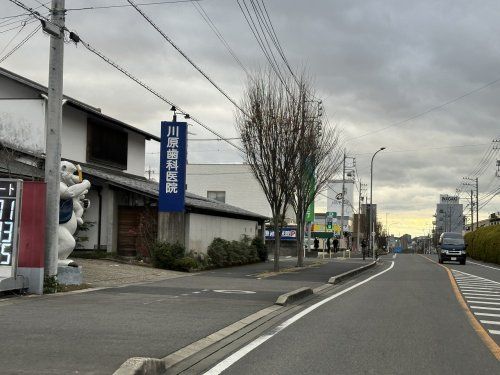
[203,261,396,374]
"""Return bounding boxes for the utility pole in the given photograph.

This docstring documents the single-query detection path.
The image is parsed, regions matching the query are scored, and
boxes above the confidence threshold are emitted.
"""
[44,0,65,277]
[357,182,367,253]
[476,177,479,228]
[145,165,154,180]
[470,190,474,231]
[340,151,346,256]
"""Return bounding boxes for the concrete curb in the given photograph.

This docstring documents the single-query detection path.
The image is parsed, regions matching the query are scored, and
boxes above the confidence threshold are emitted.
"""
[113,305,281,375]
[113,357,166,375]
[328,261,377,284]
[274,287,314,306]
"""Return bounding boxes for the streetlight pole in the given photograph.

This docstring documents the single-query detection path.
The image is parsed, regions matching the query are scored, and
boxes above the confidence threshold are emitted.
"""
[370,147,386,260]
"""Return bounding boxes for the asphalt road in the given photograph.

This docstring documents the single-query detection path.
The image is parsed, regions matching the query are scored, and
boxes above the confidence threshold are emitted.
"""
[0,257,365,374]
[200,254,500,375]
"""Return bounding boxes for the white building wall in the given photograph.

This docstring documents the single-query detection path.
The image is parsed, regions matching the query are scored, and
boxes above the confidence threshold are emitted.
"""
[186,164,271,217]
[0,75,39,99]
[187,213,258,253]
[61,105,87,162]
[126,132,146,176]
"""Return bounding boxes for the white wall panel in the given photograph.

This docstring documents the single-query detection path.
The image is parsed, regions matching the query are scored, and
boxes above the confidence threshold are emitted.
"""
[188,213,258,253]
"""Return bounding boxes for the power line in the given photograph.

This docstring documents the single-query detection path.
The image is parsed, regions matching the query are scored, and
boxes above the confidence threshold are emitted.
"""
[0,17,27,55]
[72,33,244,152]
[65,0,202,11]
[7,0,244,153]
[236,0,290,91]
[0,23,41,64]
[348,78,500,142]
[192,1,249,76]
[126,0,247,115]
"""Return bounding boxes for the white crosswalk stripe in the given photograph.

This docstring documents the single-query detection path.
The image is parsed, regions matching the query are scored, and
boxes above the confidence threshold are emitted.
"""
[452,269,500,340]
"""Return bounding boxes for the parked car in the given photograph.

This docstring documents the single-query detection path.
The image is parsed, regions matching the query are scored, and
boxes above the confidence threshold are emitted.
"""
[438,232,467,265]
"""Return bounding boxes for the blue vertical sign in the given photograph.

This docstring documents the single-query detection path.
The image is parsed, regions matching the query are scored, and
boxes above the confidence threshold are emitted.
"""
[159,121,187,212]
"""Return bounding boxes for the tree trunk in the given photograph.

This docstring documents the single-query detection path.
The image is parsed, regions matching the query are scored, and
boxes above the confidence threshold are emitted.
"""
[296,212,305,267]
[273,212,280,272]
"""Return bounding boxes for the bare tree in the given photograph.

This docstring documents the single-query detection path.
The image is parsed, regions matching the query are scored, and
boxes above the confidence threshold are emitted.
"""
[236,71,302,272]
[290,81,343,267]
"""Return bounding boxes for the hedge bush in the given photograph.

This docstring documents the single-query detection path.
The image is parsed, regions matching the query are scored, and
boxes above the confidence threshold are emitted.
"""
[252,237,268,261]
[207,236,264,267]
[464,226,500,265]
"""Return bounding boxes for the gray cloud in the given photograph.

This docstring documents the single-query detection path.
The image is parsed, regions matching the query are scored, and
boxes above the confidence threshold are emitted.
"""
[2,0,500,235]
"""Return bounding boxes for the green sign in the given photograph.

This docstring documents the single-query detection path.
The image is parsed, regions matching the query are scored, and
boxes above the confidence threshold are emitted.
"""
[326,211,337,218]
[326,215,333,231]
[306,201,315,223]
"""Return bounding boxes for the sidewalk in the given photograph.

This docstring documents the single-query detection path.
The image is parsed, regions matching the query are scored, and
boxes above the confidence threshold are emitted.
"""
[0,257,372,374]
[77,259,189,288]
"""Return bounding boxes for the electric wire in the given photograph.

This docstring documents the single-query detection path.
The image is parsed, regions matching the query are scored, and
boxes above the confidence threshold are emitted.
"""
[65,0,202,11]
[348,78,500,142]
[126,0,248,116]
[235,0,290,91]
[6,0,244,152]
[191,1,249,76]
[0,23,41,64]
[76,36,244,153]
[0,18,27,56]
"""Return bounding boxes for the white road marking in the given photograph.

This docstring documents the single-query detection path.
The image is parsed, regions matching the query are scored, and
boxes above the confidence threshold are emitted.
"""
[213,290,256,294]
[462,291,500,298]
[475,312,500,317]
[457,282,500,287]
[460,288,500,293]
[468,300,500,305]
[203,261,395,375]
[471,306,500,311]
[460,286,499,292]
[452,270,500,283]
[488,330,500,335]
[463,296,500,301]
[480,320,500,325]
[462,294,500,299]
[468,261,500,271]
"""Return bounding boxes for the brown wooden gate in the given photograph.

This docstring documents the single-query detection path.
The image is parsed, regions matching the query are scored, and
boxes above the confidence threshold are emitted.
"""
[117,206,157,257]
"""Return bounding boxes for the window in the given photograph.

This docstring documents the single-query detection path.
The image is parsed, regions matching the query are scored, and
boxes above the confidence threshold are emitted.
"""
[87,118,128,169]
[207,191,226,203]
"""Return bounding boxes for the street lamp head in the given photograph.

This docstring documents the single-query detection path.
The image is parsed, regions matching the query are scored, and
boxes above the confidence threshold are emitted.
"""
[380,147,386,151]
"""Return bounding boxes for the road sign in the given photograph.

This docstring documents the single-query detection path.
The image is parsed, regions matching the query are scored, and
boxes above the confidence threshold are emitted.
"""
[326,211,337,218]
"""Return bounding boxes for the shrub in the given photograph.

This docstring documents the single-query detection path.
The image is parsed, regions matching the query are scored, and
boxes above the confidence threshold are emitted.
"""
[251,237,268,261]
[207,236,264,268]
[464,226,500,265]
[173,257,199,272]
[150,241,185,270]
[207,238,230,267]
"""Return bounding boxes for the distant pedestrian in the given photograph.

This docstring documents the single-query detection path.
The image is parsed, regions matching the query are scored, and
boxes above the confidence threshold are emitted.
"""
[314,237,319,251]
[361,239,367,260]
[332,237,339,253]
[326,237,331,253]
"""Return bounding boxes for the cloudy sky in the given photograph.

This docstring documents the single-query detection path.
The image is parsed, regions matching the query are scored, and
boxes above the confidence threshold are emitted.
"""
[2,0,500,237]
